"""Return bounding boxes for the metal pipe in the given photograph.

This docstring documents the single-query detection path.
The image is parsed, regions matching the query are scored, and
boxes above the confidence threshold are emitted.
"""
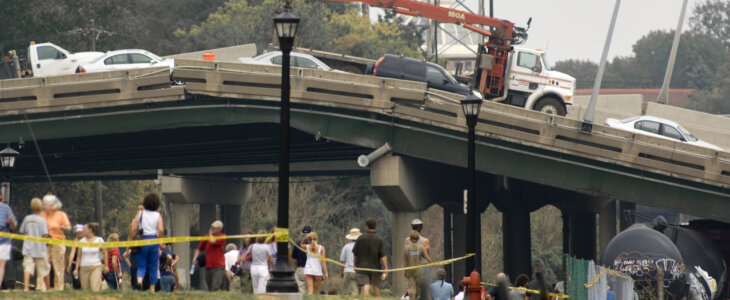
[357,143,392,167]
[657,0,689,105]
[582,0,622,133]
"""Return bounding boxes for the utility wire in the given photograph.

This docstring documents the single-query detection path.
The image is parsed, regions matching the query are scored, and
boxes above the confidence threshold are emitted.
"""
[22,113,54,193]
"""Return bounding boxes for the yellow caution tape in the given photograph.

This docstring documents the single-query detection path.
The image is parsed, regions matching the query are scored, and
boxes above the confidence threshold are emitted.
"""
[289,238,473,273]
[584,268,605,288]
[605,267,634,282]
[276,228,289,242]
[584,266,634,288]
[482,282,570,299]
[0,231,278,248]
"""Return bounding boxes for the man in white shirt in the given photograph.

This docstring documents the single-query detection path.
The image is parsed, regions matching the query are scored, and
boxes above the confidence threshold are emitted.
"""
[339,228,361,295]
[224,243,241,291]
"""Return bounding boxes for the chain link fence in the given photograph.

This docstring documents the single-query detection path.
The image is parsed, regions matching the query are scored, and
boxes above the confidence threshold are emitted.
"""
[565,254,635,300]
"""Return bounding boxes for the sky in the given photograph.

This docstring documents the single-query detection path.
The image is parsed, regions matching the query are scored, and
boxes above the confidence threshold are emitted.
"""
[369,0,701,63]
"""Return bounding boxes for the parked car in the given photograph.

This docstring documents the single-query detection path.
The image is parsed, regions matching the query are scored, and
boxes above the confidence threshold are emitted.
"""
[238,51,344,72]
[76,49,174,74]
[27,42,104,77]
[367,54,471,95]
[604,116,723,151]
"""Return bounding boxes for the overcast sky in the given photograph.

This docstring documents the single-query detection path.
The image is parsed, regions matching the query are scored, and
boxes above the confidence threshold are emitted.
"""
[369,0,702,63]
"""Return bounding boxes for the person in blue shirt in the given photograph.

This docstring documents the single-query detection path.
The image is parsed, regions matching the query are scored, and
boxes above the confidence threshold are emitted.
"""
[606,285,615,300]
[0,192,17,289]
[159,243,179,292]
[429,269,454,300]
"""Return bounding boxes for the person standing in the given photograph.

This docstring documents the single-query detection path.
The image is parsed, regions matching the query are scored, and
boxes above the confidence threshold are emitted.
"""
[104,233,122,290]
[128,194,164,292]
[249,231,273,294]
[405,219,432,300]
[66,224,85,289]
[404,230,432,300]
[192,220,226,291]
[290,226,311,293]
[159,243,179,292]
[75,223,108,291]
[509,274,529,300]
[19,197,49,291]
[301,231,328,294]
[429,269,454,300]
[0,192,16,290]
[339,228,360,295]
[526,268,551,300]
[352,218,388,297]
[238,237,254,293]
[41,194,70,291]
[224,243,241,291]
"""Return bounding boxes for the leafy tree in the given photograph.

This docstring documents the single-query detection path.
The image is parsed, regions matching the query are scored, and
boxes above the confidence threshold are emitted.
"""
[690,0,730,49]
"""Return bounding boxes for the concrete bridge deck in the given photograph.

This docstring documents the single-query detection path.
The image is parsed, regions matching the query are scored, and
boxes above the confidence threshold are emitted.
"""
[1,61,730,222]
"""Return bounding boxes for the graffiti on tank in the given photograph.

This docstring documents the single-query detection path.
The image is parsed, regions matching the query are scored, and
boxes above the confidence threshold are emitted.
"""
[612,251,685,287]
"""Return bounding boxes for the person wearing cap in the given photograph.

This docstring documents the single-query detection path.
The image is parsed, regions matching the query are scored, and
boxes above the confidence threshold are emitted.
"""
[67,224,85,289]
[128,193,164,292]
[290,225,311,293]
[405,218,431,299]
[340,228,361,295]
[192,220,227,291]
[40,194,70,290]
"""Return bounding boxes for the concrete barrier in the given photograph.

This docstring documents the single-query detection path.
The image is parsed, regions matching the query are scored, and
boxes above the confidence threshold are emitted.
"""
[646,102,730,150]
[567,94,643,123]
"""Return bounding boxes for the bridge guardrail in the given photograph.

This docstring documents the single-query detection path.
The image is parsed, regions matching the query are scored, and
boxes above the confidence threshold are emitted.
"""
[0,67,184,115]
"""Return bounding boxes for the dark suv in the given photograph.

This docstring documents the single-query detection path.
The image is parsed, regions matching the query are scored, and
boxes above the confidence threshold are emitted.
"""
[368,54,471,95]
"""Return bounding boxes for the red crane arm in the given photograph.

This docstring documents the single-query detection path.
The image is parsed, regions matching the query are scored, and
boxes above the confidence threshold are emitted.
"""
[327,0,516,46]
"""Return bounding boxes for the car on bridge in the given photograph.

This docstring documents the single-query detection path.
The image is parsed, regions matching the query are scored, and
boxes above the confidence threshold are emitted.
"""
[604,116,724,151]
[75,49,175,75]
[238,51,345,72]
[367,54,472,96]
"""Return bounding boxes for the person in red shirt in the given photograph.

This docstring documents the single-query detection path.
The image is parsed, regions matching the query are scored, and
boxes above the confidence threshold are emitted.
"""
[105,233,122,289]
[192,220,227,291]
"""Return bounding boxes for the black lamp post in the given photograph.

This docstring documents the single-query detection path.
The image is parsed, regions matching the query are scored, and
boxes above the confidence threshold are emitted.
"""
[461,92,482,275]
[266,3,300,294]
[0,145,19,205]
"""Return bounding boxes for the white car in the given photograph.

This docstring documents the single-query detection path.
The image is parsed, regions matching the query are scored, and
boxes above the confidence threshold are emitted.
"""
[76,49,174,74]
[604,116,723,151]
[238,51,344,72]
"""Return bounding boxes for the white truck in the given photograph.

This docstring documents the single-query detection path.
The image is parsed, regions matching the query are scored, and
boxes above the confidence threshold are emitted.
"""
[26,42,104,77]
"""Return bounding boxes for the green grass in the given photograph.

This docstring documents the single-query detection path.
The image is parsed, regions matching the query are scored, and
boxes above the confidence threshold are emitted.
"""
[0,290,399,300]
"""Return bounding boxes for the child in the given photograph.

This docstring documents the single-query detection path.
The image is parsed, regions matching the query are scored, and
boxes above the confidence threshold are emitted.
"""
[19,198,50,291]
[105,233,122,290]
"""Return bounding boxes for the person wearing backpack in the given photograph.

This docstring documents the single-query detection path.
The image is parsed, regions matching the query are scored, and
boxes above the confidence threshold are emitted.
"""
[127,194,164,293]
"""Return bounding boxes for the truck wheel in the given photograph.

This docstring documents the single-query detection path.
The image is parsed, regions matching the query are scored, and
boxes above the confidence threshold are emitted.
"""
[533,97,566,116]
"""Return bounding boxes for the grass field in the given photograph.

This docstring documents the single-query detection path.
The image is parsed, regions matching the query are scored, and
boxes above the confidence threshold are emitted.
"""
[0,290,397,300]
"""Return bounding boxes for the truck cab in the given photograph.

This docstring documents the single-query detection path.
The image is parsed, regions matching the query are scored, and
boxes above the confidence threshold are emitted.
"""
[28,42,104,77]
[502,47,575,116]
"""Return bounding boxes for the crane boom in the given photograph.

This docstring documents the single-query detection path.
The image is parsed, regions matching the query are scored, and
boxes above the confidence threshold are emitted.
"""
[326,0,530,98]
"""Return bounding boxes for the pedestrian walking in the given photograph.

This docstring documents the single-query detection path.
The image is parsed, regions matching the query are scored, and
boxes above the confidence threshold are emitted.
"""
[104,233,122,290]
[352,218,388,297]
[250,230,273,294]
[0,192,16,290]
[67,224,84,289]
[339,228,360,295]
[526,268,551,300]
[290,226,311,293]
[192,220,227,291]
[19,197,49,291]
[301,231,328,294]
[238,236,254,293]
[224,243,242,291]
[128,194,164,292]
[159,243,179,292]
[429,269,454,300]
[405,219,432,300]
[404,230,431,300]
[509,274,529,300]
[41,194,70,291]
[75,222,107,291]
[488,273,511,300]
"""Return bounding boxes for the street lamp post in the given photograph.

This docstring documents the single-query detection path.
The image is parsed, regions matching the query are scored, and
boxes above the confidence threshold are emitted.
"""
[266,3,300,294]
[461,92,483,275]
[0,145,19,205]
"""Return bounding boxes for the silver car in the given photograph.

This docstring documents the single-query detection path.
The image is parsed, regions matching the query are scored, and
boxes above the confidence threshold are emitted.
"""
[604,116,723,151]
[238,51,344,72]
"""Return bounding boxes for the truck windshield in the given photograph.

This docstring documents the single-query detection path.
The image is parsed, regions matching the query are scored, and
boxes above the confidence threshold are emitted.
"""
[540,53,551,71]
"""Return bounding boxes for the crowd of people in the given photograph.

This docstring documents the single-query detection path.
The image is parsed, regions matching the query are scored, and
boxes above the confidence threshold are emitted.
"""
[0,190,558,299]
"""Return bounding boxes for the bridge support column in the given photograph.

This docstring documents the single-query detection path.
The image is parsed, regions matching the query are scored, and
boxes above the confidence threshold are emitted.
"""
[392,211,420,297]
[170,202,193,289]
[619,201,636,231]
[599,200,617,257]
[567,213,596,260]
[222,204,243,245]
[503,211,532,279]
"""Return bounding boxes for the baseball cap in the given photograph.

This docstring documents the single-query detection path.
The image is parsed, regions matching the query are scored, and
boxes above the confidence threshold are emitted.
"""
[211,220,224,229]
[411,219,423,226]
[302,226,312,234]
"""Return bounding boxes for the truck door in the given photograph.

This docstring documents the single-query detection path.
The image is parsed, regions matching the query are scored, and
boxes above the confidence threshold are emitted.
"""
[509,51,543,93]
[33,45,71,77]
